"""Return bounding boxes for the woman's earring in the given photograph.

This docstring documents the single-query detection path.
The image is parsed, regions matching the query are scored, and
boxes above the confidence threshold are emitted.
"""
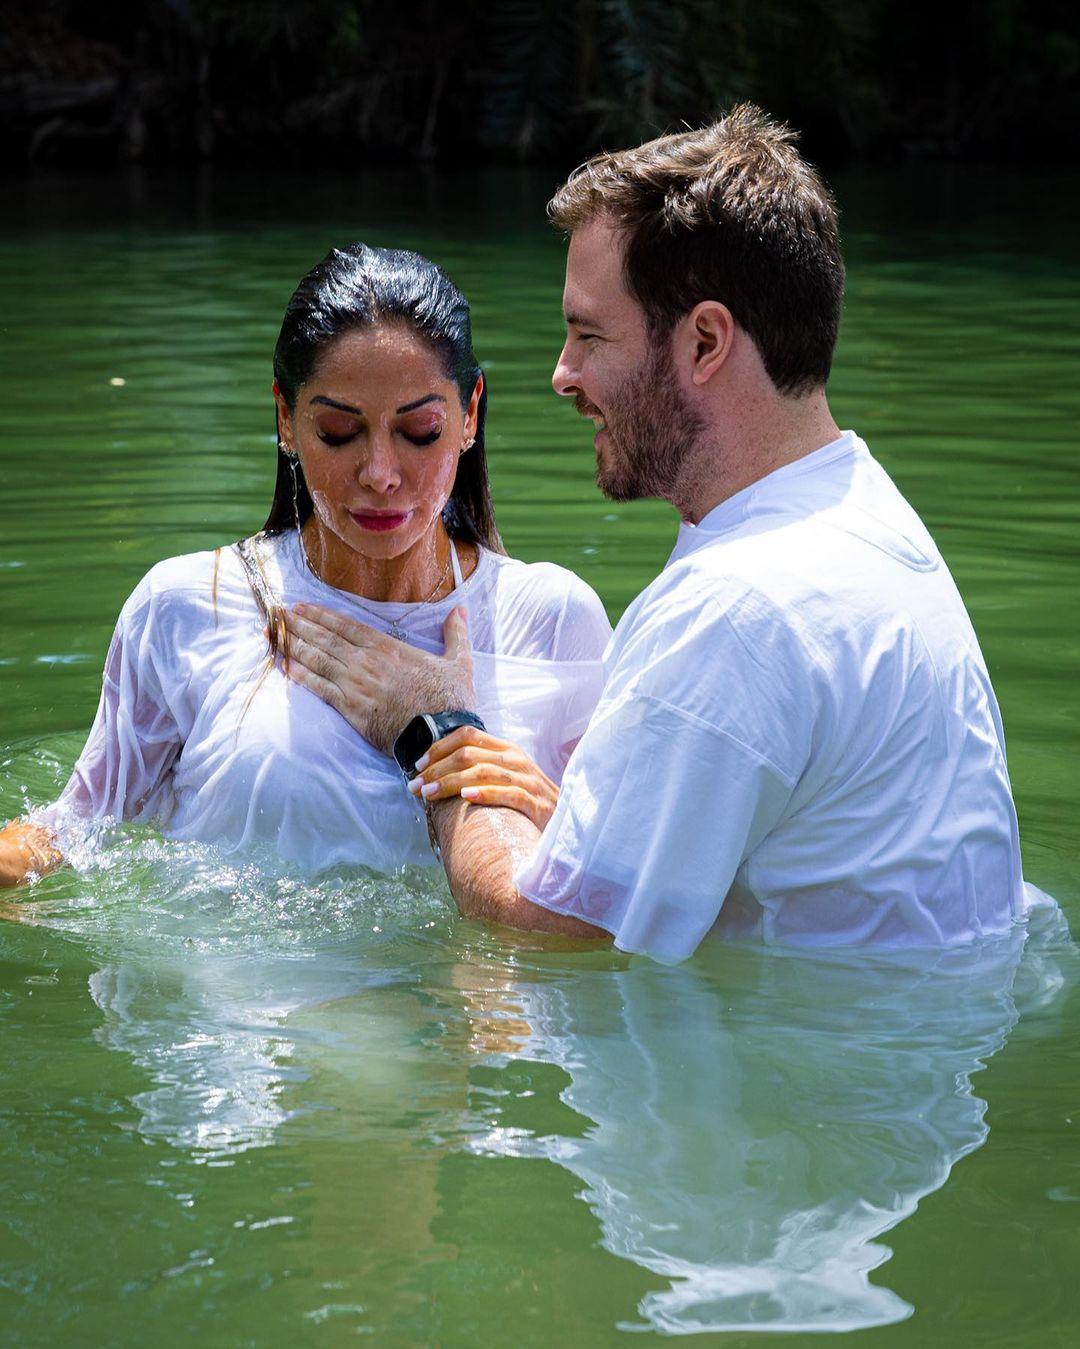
[461,437,475,453]
[281,440,298,460]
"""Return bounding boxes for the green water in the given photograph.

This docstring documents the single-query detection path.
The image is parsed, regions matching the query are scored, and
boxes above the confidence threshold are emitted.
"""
[1,167,1078,1346]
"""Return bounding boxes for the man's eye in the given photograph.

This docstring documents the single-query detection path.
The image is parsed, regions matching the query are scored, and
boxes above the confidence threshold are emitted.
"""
[578,332,599,342]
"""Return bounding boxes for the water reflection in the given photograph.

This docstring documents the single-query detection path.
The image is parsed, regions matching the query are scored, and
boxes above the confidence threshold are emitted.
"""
[86,958,301,1156]
[3,735,1074,1337]
[5,778,456,1164]
[466,917,1064,1334]
[7,831,1074,1335]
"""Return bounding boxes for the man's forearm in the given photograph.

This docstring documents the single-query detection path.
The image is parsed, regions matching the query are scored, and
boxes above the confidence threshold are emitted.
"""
[429,797,608,939]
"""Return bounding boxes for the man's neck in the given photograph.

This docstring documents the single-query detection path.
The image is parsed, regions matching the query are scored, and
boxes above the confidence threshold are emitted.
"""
[673,390,842,525]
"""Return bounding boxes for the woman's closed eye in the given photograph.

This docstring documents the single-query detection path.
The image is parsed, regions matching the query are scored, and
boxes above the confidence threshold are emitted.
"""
[315,418,443,449]
[316,413,362,446]
[398,417,444,447]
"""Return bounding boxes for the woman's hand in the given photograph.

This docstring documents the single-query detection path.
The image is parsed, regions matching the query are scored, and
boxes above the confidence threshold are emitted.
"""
[0,820,63,889]
[281,604,476,755]
[407,726,559,832]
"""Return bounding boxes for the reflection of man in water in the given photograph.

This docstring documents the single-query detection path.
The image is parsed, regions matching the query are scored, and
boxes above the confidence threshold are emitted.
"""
[302,104,1025,959]
[473,932,1033,1334]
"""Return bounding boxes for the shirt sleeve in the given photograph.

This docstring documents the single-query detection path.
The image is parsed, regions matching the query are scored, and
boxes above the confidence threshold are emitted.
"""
[38,574,183,834]
[512,587,809,961]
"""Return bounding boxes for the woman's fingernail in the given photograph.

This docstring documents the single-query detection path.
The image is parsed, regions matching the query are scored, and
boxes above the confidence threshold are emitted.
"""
[461,787,480,801]
[415,753,429,771]
[420,781,440,799]
[294,603,306,616]
[407,776,423,795]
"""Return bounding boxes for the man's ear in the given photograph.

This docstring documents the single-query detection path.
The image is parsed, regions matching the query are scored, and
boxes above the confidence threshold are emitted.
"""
[684,301,736,386]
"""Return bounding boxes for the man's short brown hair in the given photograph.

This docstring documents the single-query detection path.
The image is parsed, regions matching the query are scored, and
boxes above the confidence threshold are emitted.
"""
[548,105,844,396]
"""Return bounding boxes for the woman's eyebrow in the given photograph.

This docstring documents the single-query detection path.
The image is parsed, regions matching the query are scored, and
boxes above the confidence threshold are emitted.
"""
[311,396,363,414]
[308,393,447,415]
[396,394,446,414]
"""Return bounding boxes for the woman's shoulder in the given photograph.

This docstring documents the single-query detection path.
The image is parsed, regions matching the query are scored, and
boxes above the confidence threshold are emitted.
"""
[484,550,604,610]
[478,550,612,661]
[119,544,253,625]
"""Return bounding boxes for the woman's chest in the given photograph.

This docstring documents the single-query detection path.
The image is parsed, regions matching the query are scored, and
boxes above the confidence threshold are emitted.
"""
[162,633,430,867]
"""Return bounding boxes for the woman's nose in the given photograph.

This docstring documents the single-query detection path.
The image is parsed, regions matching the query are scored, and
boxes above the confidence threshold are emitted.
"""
[552,339,580,397]
[356,434,402,496]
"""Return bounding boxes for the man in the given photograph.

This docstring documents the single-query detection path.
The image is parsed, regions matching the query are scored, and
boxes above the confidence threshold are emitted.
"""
[286,105,1023,960]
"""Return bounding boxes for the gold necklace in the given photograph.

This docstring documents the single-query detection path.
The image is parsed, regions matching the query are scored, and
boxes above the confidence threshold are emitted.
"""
[298,529,455,642]
[345,548,454,642]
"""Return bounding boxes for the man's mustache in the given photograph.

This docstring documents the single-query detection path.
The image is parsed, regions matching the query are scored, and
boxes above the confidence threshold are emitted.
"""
[574,395,603,418]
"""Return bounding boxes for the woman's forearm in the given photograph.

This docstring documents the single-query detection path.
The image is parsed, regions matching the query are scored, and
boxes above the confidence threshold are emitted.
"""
[0,821,64,888]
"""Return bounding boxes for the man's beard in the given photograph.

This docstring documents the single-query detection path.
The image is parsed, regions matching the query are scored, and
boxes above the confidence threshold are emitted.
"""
[580,342,704,503]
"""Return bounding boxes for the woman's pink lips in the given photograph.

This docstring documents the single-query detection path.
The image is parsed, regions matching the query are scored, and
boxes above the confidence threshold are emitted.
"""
[348,510,410,532]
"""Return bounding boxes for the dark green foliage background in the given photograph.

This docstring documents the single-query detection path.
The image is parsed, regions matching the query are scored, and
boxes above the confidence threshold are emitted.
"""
[2,0,1078,170]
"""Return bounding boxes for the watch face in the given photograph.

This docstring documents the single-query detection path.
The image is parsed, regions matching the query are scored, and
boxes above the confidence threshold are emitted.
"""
[393,715,436,777]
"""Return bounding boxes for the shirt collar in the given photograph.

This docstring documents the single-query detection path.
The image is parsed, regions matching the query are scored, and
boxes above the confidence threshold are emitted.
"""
[667,431,861,567]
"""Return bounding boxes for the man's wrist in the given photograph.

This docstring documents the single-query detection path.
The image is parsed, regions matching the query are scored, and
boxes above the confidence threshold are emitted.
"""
[418,792,469,863]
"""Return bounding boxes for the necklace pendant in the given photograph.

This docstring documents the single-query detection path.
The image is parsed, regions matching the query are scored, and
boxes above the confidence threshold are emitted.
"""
[388,623,409,642]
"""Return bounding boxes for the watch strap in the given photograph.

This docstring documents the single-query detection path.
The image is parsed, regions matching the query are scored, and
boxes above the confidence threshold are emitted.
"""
[393,709,487,780]
[428,709,486,741]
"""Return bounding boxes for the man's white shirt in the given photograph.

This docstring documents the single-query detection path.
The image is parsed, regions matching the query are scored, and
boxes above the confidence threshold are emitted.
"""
[514,431,1024,959]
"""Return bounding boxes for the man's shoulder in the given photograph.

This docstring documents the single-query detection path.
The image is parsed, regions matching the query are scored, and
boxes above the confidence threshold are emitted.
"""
[624,535,818,651]
[608,492,937,711]
[608,550,819,728]
[649,470,950,646]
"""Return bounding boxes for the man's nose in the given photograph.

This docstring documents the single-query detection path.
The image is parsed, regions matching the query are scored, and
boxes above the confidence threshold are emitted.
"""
[551,338,579,397]
[357,433,402,496]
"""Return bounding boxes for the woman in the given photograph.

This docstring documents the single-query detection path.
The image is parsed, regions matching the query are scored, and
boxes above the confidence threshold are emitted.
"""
[0,243,610,885]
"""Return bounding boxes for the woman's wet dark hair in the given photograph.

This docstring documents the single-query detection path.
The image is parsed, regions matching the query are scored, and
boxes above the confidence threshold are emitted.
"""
[236,243,503,664]
[265,242,501,549]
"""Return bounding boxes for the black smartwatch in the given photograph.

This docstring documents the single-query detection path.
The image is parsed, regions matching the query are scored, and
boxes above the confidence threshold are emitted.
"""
[392,711,487,781]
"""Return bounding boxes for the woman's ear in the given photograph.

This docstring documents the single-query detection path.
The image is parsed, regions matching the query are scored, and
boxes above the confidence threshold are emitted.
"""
[272,382,296,456]
[464,373,484,445]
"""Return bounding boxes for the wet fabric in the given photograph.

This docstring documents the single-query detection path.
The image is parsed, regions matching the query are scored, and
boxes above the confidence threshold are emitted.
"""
[38,534,611,872]
[514,432,1025,959]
